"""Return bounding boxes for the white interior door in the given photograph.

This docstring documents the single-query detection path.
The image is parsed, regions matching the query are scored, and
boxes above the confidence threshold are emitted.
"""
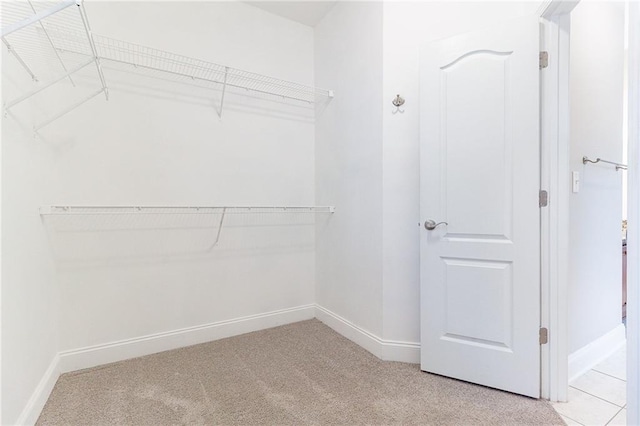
[420,16,541,398]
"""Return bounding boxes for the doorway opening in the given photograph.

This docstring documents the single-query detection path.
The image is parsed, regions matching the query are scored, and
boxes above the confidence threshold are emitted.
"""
[550,2,629,423]
[540,0,639,424]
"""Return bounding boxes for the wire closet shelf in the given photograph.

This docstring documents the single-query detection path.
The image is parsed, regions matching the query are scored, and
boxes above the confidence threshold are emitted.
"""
[1,0,108,130]
[39,206,336,215]
[2,0,334,130]
[40,206,335,247]
[91,35,334,104]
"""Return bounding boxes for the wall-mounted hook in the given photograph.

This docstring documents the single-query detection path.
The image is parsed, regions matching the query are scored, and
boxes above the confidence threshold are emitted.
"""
[392,94,405,114]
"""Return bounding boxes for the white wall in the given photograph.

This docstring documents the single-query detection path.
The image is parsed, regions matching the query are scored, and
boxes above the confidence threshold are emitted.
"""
[381,1,537,343]
[8,2,620,421]
[568,1,625,354]
[314,1,540,347]
[1,51,61,426]
[48,1,317,352]
[315,1,384,337]
[2,2,316,421]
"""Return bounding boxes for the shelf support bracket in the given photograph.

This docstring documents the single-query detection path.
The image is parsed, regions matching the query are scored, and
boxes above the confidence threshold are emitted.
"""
[5,58,95,112]
[210,207,227,248]
[34,88,104,133]
[27,0,76,87]
[217,67,229,118]
[77,0,109,101]
[2,37,38,82]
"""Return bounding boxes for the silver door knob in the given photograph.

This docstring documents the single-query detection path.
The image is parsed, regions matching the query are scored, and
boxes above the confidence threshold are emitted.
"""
[424,220,448,230]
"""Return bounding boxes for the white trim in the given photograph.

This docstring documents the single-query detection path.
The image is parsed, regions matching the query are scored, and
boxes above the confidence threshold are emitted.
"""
[314,304,420,364]
[58,304,315,373]
[567,324,627,383]
[541,2,639,412]
[539,12,562,402]
[554,10,572,402]
[539,0,580,19]
[539,0,579,403]
[15,354,60,426]
[627,0,640,423]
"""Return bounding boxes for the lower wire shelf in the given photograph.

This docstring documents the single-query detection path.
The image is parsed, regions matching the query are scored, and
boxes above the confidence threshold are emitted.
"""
[39,205,336,247]
[39,205,335,215]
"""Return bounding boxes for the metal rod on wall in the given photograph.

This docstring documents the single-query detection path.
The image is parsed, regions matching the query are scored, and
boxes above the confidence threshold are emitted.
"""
[582,156,628,171]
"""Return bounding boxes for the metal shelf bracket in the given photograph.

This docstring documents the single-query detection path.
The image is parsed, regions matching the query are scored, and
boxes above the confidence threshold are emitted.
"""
[217,66,229,118]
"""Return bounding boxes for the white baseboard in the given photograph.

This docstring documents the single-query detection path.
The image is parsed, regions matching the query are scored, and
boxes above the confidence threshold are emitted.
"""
[21,304,415,425]
[568,323,627,383]
[314,304,420,363]
[16,354,60,426]
[58,304,315,373]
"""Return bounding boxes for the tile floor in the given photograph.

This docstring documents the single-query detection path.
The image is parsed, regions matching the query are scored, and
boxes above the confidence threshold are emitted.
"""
[552,344,627,425]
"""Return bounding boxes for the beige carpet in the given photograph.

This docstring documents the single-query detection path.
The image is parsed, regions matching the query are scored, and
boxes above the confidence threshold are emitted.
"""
[37,319,565,425]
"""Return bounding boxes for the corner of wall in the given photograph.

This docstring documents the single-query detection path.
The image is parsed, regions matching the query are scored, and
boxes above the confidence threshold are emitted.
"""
[315,304,419,364]
[14,355,61,426]
[568,323,627,383]
[313,0,384,339]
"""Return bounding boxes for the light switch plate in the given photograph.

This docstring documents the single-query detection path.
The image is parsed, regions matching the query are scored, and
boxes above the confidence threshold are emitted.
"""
[572,171,580,193]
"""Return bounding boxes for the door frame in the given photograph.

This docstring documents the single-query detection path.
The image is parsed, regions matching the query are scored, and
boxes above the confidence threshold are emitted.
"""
[538,0,577,403]
[539,1,640,423]
[629,3,640,424]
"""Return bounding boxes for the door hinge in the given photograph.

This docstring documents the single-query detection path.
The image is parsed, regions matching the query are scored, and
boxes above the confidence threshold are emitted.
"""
[539,51,549,69]
[539,190,548,207]
[539,327,549,345]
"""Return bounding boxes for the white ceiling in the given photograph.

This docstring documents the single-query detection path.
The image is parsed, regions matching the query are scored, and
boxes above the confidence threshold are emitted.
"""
[245,1,337,27]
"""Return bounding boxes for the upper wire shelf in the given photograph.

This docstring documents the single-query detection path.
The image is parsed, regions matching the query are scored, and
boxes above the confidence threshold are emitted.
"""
[91,35,334,105]
[1,0,108,131]
[2,0,334,129]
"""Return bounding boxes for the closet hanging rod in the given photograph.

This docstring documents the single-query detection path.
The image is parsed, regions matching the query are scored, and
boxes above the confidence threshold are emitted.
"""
[39,206,336,215]
[582,156,628,171]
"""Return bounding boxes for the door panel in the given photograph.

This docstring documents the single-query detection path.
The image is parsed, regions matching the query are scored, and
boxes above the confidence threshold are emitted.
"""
[420,16,540,398]
[442,258,513,347]
[443,52,513,238]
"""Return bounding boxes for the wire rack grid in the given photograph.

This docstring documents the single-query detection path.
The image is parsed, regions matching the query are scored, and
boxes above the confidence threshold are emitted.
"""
[90,35,333,104]
[40,206,336,215]
[2,0,334,128]
[1,1,93,82]
[40,205,335,248]
[2,0,109,132]
[39,31,333,104]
